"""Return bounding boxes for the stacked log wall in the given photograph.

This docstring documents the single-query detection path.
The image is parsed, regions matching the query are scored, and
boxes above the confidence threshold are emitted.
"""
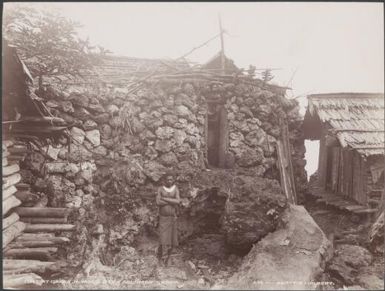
[2,140,74,288]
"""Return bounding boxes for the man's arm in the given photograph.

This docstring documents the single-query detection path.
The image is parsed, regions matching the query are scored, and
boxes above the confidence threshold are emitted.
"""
[156,190,168,206]
[161,187,181,205]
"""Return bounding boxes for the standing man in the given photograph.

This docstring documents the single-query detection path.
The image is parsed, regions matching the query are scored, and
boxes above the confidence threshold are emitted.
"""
[156,173,180,266]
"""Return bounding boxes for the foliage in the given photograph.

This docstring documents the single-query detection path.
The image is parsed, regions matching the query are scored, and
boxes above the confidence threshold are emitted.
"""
[3,4,110,88]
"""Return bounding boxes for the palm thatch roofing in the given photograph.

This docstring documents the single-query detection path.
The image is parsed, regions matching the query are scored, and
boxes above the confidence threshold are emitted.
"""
[303,92,384,156]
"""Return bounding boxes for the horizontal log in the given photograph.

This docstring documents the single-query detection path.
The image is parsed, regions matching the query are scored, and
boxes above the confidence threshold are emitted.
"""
[15,183,31,191]
[4,259,55,269]
[3,164,20,176]
[10,125,68,133]
[7,156,25,163]
[3,140,14,148]
[17,233,54,240]
[3,195,22,217]
[15,207,70,218]
[3,272,44,288]
[3,157,8,166]
[3,212,20,229]
[9,239,61,248]
[2,173,21,190]
[21,116,66,125]
[24,223,75,233]
[20,217,67,224]
[3,185,17,201]
[3,150,9,157]
[14,190,39,203]
[8,146,28,154]
[3,221,26,248]
[4,247,58,260]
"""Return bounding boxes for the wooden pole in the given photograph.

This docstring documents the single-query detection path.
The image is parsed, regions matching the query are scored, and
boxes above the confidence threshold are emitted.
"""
[24,223,75,232]
[3,259,56,270]
[4,247,58,260]
[15,207,70,218]
[218,13,225,74]
[20,217,67,224]
[11,237,70,248]
[16,233,55,240]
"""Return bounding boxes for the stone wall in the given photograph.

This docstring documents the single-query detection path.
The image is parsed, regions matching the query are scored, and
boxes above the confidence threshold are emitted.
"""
[18,72,307,263]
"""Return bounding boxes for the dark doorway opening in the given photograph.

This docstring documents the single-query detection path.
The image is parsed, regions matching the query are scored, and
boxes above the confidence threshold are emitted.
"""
[207,103,228,168]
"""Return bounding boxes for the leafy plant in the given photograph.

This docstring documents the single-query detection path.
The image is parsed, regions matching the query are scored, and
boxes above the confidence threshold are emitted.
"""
[3,4,110,91]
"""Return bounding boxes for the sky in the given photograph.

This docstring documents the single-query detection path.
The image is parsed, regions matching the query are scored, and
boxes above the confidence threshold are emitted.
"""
[4,2,384,177]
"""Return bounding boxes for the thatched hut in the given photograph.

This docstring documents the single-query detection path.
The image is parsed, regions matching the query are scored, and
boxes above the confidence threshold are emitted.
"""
[303,92,384,208]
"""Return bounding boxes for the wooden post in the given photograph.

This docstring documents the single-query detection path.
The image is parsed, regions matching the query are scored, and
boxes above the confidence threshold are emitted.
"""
[218,14,225,74]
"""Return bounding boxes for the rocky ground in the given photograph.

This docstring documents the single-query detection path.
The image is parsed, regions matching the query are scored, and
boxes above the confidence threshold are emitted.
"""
[38,233,242,290]
[304,188,384,290]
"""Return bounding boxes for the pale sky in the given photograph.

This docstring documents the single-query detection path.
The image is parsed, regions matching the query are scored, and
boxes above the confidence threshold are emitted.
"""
[4,2,384,177]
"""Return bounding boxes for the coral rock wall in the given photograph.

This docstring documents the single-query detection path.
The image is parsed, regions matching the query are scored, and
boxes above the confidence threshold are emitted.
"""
[18,72,307,262]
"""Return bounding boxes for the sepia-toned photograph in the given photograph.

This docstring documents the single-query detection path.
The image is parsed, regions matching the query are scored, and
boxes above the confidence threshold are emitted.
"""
[2,2,384,290]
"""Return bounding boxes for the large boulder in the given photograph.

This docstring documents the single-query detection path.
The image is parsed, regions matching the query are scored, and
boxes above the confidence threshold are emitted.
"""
[223,175,286,252]
[225,205,333,290]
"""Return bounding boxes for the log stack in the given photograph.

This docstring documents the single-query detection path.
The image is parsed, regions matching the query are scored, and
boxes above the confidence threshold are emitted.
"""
[2,140,74,288]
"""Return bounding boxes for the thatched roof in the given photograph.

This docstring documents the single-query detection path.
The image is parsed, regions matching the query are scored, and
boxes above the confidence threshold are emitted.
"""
[303,92,384,156]
[91,54,190,83]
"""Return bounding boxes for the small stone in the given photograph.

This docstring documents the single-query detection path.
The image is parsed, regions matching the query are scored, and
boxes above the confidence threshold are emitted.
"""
[74,177,85,186]
[60,101,74,113]
[155,126,175,140]
[44,162,68,174]
[83,119,98,130]
[176,105,192,118]
[155,139,174,153]
[87,103,105,113]
[144,146,158,160]
[72,196,82,208]
[70,127,86,144]
[159,152,178,166]
[94,113,110,124]
[83,185,95,194]
[75,189,84,197]
[100,124,112,139]
[73,107,91,121]
[77,169,93,183]
[42,145,60,160]
[142,161,167,182]
[93,145,108,156]
[85,130,101,147]
[58,147,69,160]
[174,130,187,146]
[107,104,119,115]
[82,194,94,207]
[163,114,178,126]
[70,93,89,107]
